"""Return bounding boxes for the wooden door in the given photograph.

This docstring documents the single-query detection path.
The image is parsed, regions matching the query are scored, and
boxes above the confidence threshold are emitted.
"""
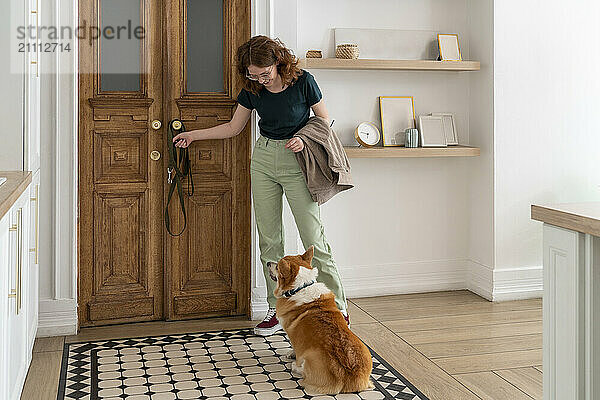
[164,0,251,320]
[78,0,251,327]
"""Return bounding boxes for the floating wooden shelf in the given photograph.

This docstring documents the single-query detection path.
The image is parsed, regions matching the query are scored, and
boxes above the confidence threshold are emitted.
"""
[299,58,480,157]
[344,145,480,158]
[299,58,480,71]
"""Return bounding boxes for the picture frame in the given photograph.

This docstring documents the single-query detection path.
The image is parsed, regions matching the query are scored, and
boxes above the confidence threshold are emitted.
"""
[437,34,462,61]
[418,115,447,147]
[379,96,416,147]
[431,112,458,145]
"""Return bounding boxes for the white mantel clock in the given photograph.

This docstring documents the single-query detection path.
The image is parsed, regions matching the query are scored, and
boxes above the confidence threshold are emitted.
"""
[354,122,381,147]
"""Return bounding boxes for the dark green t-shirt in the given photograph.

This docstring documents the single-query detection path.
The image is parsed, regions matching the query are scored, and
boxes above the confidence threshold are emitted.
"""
[236,69,322,140]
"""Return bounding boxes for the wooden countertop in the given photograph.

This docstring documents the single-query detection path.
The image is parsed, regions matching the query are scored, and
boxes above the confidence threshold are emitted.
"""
[0,171,32,219]
[531,202,600,237]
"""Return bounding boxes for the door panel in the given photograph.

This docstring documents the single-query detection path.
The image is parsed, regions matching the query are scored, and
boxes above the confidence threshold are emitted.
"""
[93,128,148,183]
[181,187,233,292]
[171,186,237,317]
[93,189,148,294]
[99,0,142,92]
[185,0,224,93]
[79,0,251,326]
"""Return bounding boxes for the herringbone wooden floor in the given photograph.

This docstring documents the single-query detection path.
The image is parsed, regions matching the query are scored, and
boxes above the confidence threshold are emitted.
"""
[21,290,542,400]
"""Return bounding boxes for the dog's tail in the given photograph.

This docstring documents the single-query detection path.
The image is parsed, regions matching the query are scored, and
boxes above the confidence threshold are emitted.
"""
[342,377,374,393]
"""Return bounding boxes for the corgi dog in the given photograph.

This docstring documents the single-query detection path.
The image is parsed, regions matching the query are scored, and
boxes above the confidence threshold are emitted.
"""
[267,245,374,395]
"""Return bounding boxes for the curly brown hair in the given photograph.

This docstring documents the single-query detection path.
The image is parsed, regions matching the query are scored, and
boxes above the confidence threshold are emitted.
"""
[236,35,303,96]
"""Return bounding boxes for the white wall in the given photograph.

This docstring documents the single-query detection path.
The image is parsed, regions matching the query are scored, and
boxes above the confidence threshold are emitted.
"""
[494,1,600,275]
[467,0,495,298]
[260,0,550,304]
[37,0,78,336]
[285,0,476,298]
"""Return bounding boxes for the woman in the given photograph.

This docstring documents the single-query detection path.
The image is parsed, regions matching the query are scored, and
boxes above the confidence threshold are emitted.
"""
[173,35,348,336]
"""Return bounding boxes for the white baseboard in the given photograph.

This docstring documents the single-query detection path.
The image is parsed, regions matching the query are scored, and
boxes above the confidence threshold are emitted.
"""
[37,298,77,337]
[340,259,469,299]
[467,260,543,301]
[250,259,471,313]
[249,259,542,308]
[251,299,269,321]
[492,265,543,301]
[466,259,494,301]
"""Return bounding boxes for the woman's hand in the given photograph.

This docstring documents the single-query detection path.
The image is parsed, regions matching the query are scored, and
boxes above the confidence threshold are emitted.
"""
[285,137,304,152]
[172,131,195,148]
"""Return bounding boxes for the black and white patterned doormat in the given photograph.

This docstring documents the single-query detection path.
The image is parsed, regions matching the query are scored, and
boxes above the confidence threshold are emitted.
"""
[58,328,430,400]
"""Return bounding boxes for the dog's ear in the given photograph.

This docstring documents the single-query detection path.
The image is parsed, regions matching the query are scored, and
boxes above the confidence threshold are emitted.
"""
[277,259,291,281]
[301,245,314,265]
[277,259,300,288]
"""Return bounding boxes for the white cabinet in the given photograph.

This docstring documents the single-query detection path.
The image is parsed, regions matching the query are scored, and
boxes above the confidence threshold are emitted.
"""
[1,184,33,400]
[0,0,42,390]
[541,223,600,400]
[0,212,10,400]
[27,172,39,352]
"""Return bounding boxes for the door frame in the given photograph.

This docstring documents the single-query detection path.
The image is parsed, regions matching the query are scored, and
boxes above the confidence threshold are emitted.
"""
[76,0,253,327]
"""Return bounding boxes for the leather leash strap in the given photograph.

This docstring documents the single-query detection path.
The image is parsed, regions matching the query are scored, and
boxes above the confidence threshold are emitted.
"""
[165,119,194,236]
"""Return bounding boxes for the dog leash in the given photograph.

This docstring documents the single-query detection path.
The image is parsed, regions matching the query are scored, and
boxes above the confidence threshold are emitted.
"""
[164,119,194,236]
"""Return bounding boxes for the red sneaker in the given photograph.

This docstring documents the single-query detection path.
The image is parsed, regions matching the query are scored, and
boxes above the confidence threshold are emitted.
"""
[254,308,283,336]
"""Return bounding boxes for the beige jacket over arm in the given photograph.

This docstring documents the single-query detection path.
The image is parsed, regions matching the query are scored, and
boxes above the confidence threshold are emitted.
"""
[293,116,354,205]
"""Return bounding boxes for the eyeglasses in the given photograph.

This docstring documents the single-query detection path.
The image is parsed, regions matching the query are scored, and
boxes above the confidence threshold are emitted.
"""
[246,65,274,81]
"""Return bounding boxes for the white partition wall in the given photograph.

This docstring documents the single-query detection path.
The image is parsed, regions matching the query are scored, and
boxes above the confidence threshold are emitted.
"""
[252,0,482,316]
[36,0,78,336]
[494,1,600,296]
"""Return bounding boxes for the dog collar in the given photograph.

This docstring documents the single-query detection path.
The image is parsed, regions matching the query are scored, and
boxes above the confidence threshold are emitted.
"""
[283,281,316,298]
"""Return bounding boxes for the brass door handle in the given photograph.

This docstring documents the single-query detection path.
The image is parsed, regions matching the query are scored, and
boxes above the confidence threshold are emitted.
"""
[171,120,182,130]
[31,0,39,77]
[151,120,162,130]
[150,150,161,161]
[29,184,39,264]
[17,208,22,314]
[8,208,23,315]
[8,220,17,301]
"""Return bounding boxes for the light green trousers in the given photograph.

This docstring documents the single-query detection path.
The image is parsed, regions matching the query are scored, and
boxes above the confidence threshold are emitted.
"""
[250,135,347,311]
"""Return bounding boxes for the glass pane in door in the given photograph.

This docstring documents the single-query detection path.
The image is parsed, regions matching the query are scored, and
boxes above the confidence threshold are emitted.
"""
[100,0,141,92]
[186,0,224,93]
